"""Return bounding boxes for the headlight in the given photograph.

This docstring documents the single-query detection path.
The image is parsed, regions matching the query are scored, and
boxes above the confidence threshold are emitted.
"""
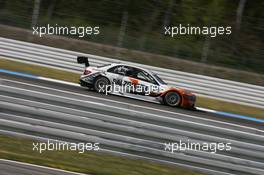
[186,95,196,101]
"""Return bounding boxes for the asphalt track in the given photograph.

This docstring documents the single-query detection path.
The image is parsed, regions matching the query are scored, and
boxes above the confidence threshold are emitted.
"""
[0,73,262,129]
[0,159,89,175]
[0,72,264,175]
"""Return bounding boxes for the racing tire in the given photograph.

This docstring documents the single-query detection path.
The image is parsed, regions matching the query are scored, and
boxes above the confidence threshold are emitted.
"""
[94,76,110,93]
[164,92,181,107]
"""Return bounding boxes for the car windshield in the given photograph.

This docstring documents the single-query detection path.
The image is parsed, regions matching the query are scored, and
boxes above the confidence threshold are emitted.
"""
[136,71,156,83]
[153,74,167,85]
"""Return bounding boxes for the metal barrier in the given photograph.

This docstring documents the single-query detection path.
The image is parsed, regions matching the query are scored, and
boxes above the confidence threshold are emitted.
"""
[0,37,263,108]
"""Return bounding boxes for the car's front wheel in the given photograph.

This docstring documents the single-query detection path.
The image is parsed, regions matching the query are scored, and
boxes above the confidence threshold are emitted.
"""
[94,76,110,93]
[164,92,181,107]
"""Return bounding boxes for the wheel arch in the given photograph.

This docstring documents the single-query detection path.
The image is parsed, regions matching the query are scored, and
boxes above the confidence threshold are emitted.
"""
[160,89,183,106]
[93,74,111,84]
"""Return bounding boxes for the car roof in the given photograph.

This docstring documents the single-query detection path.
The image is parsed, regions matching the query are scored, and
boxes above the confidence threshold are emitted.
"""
[110,63,154,75]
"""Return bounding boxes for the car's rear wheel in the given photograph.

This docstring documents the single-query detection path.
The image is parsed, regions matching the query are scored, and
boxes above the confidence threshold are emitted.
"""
[164,92,181,107]
[94,76,110,93]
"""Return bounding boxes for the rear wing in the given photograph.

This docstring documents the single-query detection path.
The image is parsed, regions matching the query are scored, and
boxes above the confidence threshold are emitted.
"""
[77,56,90,67]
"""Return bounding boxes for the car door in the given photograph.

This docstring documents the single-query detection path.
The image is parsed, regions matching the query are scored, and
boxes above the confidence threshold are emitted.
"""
[123,67,158,96]
[106,65,127,93]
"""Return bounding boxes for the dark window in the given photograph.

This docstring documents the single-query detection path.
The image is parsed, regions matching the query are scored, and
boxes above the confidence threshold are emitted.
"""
[107,65,127,75]
[123,66,135,77]
[135,69,157,84]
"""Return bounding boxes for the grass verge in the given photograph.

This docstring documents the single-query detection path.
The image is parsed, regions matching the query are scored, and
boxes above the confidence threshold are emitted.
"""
[196,96,264,119]
[0,135,203,175]
[1,58,263,119]
[0,58,80,83]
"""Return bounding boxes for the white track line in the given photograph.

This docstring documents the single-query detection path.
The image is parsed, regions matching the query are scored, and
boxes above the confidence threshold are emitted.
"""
[1,78,262,133]
[0,159,89,175]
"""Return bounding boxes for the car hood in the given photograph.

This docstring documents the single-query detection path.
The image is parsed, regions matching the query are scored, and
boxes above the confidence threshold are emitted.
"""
[160,84,193,95]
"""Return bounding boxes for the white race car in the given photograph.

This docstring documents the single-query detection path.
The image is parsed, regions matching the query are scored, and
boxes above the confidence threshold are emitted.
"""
[77,56,196,108]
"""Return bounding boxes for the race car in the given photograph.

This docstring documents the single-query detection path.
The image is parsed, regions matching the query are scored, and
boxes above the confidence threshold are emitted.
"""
[77,56,196,108]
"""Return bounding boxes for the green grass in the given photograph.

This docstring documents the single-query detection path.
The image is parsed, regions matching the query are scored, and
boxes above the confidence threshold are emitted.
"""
[196,96,264,119]
[0,58,80,83]
[0,135,204,175]
[1,58,263,119]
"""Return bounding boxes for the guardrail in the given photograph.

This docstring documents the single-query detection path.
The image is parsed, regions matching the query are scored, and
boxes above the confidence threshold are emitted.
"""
[0,37,263,108]
[0,79,264,175]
